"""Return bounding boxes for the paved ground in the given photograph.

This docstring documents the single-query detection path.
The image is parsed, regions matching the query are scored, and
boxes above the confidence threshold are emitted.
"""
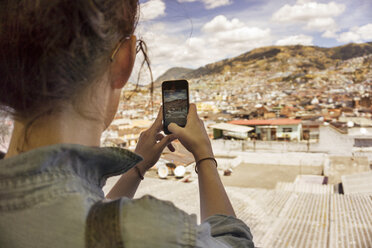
[221,163,322,189]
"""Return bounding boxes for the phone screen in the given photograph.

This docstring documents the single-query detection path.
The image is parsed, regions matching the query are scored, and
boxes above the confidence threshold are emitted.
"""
[162,80,189,134]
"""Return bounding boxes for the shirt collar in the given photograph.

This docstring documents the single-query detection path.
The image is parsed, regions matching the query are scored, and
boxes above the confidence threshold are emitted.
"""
[0,144,143,188]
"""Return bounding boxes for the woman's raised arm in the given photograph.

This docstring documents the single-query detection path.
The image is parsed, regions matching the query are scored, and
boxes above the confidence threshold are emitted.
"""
[168,104,236,221]
[106,108,176,200]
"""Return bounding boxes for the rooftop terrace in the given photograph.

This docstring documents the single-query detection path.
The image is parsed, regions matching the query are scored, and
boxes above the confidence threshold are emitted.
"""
[104,177,372,248]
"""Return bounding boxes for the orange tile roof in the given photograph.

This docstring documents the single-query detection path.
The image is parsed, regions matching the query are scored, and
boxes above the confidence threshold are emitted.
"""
[229,119,301,126]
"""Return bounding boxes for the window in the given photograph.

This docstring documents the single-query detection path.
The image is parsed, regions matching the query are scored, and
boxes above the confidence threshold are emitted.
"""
[283,128,293,133]
[354,139,372,147]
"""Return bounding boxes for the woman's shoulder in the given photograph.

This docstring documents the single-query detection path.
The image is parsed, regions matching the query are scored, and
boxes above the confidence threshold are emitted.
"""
[0,144,143,210]
[86,195,255,248]
[0,144,110,212]
[86,195,198,248]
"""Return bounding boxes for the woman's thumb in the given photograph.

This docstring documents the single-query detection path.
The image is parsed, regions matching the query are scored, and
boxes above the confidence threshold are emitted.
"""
[168,123,182,135]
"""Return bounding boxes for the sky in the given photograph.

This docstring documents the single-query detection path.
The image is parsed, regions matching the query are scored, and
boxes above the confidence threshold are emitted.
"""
[134,0,372,81]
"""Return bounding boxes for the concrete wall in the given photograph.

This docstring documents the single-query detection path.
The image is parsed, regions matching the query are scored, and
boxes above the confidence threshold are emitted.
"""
[213,139,311,152]
[312,125,354,156]
[234,126,355,155]
[212,125,364,156]
[212,125,372,166]
[212,140,326,167]
[352,149,372,163]
[324,156,370,184]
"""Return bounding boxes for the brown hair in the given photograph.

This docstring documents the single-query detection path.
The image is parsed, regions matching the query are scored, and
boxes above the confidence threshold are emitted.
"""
[0,0,140,120]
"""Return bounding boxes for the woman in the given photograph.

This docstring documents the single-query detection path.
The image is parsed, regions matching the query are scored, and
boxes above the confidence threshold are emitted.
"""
[0,0,254,247]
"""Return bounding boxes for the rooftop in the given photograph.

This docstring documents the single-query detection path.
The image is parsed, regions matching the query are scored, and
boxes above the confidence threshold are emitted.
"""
[104,177,372,248]
[229,119,302,126]
[210,123,254,133]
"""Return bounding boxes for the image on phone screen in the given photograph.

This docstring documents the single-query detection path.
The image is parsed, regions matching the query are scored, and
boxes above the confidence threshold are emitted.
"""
[163,88,188,131]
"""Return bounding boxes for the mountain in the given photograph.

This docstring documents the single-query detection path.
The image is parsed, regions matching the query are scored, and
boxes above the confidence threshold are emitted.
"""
[330,42,372,60]
[154,67,193,87]
[155,42,372,84]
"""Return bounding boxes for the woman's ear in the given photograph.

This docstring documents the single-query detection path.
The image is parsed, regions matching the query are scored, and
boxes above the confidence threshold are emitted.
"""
[110,35,137,89]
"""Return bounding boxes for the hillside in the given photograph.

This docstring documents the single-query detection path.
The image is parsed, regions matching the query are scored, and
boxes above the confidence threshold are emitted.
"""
[155,42,372,84]
[154,67,193,87]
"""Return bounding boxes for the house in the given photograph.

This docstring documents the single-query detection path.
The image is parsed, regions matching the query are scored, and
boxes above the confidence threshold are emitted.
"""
[105,119,152,149]
[302,120,322,140]
[322,108,341,120]
[264,112,277,119]
[210,123,254,140]
[315,124,372,162]
[249,106,273,119]
[229,119,302,141]
[280,106,297,118]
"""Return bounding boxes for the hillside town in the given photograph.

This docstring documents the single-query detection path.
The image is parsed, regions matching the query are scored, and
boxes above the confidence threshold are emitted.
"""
[102,45,372,147]
[1,0,372,246]
[99,45,372,247]
[1,44,372,247]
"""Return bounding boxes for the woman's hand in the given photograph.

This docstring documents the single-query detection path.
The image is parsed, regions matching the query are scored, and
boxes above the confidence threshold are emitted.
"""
[134,108,176,171]
[168,104,213,161]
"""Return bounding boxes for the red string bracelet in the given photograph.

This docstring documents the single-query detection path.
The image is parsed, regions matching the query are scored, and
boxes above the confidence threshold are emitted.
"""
[195,157,218,174]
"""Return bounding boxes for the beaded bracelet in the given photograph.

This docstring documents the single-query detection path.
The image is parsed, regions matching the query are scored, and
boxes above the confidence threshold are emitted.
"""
[195,157,218,174]
[134,166,144,180]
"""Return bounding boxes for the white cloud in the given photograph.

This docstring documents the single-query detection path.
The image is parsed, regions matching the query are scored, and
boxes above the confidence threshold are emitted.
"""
[337,31,361,43]
[177,0,232,9]
[305,17,339,38]
[357,24,372,40]
[275,35,314,46]
[136,15,272,79]
[306,17,336,31]
[322,30,338,38]
[273,1,345,22]
[140,0,166,20]
[212,26,271,44]
[273,1,345,40]
[337,23,372,43]
[203,0,232,9]
[203,15,244,33]
[203,15,271,43]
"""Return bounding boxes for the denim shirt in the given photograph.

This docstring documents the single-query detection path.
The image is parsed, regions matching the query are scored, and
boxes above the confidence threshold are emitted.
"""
[0,144,254,248]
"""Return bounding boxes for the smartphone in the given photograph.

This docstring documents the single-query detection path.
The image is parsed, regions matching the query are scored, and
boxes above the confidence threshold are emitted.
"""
[162,80,189,134]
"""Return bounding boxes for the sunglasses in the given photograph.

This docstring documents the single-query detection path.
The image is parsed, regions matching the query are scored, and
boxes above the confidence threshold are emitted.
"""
[110,35,153,100]
[110,35,146,62]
